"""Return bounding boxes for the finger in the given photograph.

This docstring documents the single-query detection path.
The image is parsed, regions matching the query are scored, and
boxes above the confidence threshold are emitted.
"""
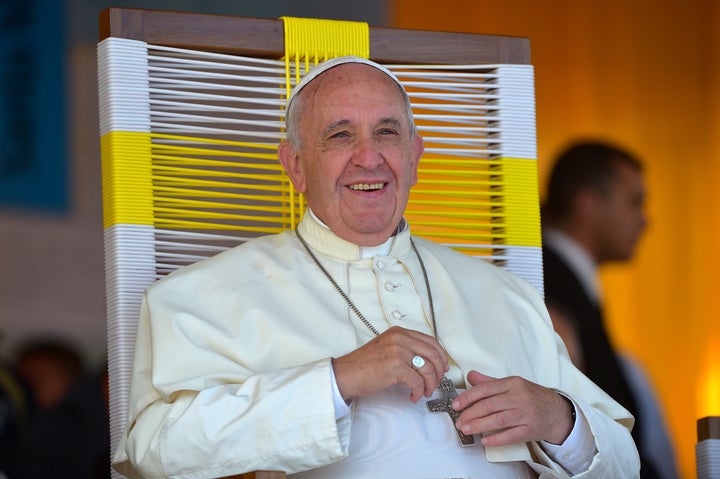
[414,343,447,374]
[453,370,504,411]
[403,367,428,403]
[375,329,442,402]
[409,354,442,398]
[456,396,518,437]
[384,327,448,395]
[396,327,450,372]
[467,370,496,386]
[478,421,529,447]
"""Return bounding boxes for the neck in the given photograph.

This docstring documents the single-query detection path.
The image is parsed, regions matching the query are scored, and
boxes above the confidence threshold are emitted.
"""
[549,222,601,264]
[308,209,406,249]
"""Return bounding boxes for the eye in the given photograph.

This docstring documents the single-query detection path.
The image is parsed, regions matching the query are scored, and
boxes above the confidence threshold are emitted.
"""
[328,130,350,140]
[378,128,399,136]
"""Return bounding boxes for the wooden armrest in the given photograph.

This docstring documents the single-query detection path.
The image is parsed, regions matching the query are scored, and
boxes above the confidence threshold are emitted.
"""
[221,472,286,479]
[698,416,720,441]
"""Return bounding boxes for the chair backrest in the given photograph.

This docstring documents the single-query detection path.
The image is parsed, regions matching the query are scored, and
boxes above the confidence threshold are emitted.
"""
[97,9,539,477]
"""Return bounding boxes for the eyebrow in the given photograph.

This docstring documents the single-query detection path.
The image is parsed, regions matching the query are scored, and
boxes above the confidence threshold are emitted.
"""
[378,118,403,129]
[323,117,403,135]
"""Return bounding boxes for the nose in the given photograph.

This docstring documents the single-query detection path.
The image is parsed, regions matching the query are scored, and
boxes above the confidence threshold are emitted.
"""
[351,135,384,170]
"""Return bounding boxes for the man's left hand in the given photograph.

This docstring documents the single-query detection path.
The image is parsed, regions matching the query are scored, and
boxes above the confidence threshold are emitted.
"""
[452,370,574,446]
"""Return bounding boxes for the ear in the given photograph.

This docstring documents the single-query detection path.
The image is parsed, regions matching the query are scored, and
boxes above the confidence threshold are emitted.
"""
[409,133,424,186]
[278,141,307,193]
[575,188,606,224]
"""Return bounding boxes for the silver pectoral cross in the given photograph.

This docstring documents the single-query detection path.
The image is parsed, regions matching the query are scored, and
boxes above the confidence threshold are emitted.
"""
[426,376,475,446]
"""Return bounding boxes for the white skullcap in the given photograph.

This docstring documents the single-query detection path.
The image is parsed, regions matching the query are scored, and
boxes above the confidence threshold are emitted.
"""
[286,56,405,109]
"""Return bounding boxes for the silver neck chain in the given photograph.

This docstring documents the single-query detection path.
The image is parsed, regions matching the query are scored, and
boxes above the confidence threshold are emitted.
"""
[295,228,438,340]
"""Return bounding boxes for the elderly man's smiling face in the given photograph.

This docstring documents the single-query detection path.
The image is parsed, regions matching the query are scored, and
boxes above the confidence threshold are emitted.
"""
[279,63,424,247]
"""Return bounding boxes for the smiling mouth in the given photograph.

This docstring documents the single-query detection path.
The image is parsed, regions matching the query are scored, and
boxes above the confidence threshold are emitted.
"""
[348,182,385,191]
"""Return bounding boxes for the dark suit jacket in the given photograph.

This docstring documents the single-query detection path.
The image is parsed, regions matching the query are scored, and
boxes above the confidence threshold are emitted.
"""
[542,244,661,478]
[542,245,637,416]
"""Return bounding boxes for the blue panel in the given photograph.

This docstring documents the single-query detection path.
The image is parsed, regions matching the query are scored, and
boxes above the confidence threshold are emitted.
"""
[0,0,67,211]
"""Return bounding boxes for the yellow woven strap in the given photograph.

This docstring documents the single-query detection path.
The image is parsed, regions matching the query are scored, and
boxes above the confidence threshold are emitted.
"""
[281,16,369,77]
[404,156,540,249]
[280,16,370,226]
[491,157,541,247]
[102,131,297,231]
[101,131,154,228]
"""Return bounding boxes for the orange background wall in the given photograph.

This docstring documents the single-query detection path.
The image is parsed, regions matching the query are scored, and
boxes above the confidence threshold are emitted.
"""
[391,1,719,477]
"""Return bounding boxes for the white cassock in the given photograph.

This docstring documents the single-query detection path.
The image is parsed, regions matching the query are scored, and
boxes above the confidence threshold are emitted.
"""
[113,213,639,479]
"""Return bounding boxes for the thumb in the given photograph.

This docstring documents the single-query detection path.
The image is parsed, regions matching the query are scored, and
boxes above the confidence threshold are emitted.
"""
[467,370,496,386]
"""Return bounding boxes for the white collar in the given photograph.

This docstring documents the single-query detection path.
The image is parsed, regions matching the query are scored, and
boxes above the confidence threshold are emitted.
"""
[307,209,406,259]
[543,228,602,303]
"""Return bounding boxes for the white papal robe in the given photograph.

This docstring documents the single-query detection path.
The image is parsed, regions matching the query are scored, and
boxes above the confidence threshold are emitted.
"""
[113,213,639,479]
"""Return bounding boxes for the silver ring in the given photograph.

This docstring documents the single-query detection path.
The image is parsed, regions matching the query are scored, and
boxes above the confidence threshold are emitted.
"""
[412,355,426,369]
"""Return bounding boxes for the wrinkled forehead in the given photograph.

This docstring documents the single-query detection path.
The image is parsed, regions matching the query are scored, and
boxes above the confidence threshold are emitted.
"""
[286,56,406,109]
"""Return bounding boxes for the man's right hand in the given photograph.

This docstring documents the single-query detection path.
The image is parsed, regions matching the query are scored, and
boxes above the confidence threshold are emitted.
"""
[331,326,449,403]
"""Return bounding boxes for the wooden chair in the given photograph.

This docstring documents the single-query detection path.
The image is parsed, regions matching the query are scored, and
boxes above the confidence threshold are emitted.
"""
[98,8,537,478]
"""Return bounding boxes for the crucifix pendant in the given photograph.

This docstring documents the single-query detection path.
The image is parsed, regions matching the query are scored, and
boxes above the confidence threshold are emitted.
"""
[426,376,475,446]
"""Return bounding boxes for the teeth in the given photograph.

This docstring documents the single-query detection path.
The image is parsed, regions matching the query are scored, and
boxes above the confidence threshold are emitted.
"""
[349,183,384,191]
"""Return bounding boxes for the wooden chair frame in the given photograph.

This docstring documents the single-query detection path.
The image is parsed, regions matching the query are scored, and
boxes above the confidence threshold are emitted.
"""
[100,8,529,65]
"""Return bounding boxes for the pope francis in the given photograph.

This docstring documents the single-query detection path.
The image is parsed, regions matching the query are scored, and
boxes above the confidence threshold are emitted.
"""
[112,56,641,479]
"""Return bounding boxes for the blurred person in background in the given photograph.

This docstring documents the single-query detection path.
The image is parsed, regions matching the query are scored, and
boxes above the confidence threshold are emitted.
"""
[541,140,678,479]
[0,337,109,479]
[0,333,27,479]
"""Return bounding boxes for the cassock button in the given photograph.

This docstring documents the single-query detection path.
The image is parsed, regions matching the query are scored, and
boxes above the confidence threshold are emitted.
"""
[376,260,385,270]
[384,281,398,292]
[392,310,405,320]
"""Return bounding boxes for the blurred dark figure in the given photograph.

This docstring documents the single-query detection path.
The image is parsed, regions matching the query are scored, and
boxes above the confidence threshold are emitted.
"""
[0,356,26,477]
[0,338,110,479]
[541,140,678,479]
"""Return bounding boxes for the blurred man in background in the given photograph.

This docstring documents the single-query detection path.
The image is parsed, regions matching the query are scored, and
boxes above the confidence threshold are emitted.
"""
[541,140,678,479]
